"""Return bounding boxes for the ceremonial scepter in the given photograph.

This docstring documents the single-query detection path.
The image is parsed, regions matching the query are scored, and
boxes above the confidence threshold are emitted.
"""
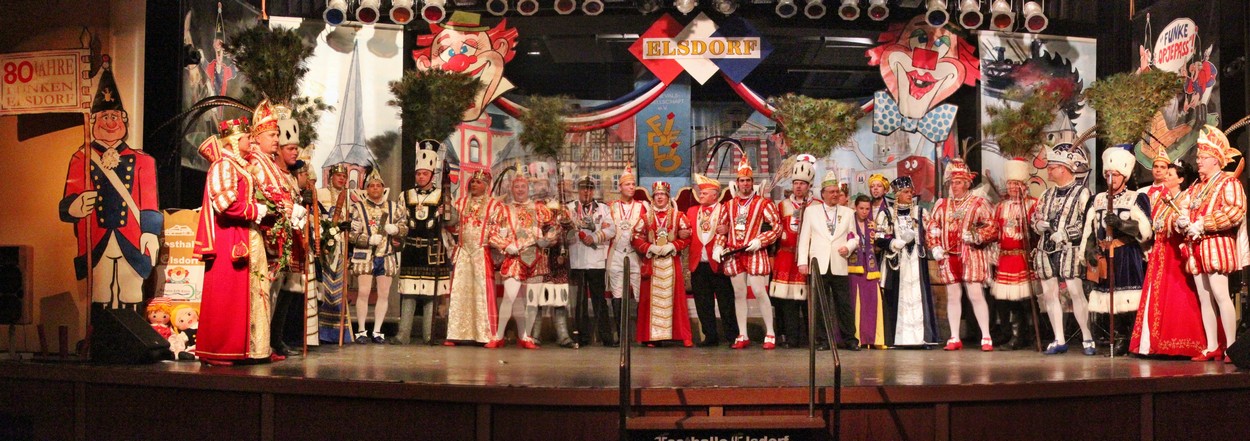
[1105,171,1117,358]
[1019,192,1044,352]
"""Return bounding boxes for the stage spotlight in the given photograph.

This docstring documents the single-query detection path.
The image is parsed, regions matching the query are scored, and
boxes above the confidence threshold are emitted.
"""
[674,0,697,15]
[421,0,446,23]
[867,0,888,21]
[486,0,509,15]
[713,0,739,15]
[517,0,539,15]
[323,0,349,26]
[838,0,859,20]
[776,0,798,18]
[1023,1,1048,32]
[958,0,982,29]
[805,0,826,19]
[989,0,1014,31]
[583,0,605,15]
[637,0,662,14]
[555,0,577,14]
[925,0,948,27]
[356,0,381,24]
[390,0,415,24]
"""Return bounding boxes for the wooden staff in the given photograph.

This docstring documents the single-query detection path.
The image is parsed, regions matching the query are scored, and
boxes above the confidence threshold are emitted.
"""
[301,178,319,356]
[1105,176,1117,358]
[1018,192,1044,352]
[81,113,94,357]
[334,188,351,346]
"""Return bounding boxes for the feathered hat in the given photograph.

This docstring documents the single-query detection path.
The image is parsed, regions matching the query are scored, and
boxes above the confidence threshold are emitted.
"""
[619,165,637,185]
[943,158,977,183]
[415,140,442,172]
[1046,143,1088,172]
[1004,157,1030,182]
[1102,144,1136,178]
[276,104,299,146]
[469,169,492,184]
[736,154,754,179]
[1196,124,1240,167]
[1151,146,1172,166]
[791,154,817,184]
[693,173,721,192]
[251,99,279,135]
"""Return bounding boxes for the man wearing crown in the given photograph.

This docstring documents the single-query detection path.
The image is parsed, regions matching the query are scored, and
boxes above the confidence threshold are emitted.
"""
[60,61,162,314]
[568,175,616,347]
[876,176,939,347]
[630,181,693,347]
[348,170,408,344]
[1081,145,1152,356]
[686,173,737,347]
[988,158,1038,350]
[717,156,780,349]
[252,102,309,357]
[193,117,272,365]
[1179,125,1246,363]
[488,165,555,349]
[927,158,995,351]
[396,141,456,345]
[769,155,820,349]
[1031,143,1094,355]
[606,166,646,345]
[446,170,506,345]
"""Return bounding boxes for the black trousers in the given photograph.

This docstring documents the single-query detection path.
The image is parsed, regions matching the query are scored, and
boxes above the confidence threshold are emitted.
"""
[691,262,738,344]
[774,298,807,345]
[814,273,857,346]
[570,268,614,345]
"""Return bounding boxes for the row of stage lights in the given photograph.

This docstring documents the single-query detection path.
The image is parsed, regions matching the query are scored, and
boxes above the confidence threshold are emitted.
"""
[323,0,1048,33]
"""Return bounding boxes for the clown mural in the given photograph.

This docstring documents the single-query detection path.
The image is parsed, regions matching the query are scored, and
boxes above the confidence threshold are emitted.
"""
[414,11,518,122]
[60,58,163,314]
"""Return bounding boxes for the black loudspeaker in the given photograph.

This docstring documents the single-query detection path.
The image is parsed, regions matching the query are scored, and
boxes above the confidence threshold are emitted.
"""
[0,246,32,325]
[1227,331,1250,370]
[91,308,172,364]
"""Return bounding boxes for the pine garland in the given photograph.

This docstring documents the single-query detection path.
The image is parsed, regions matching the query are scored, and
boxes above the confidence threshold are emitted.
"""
[1084,69,1183,145]
[387,69,481,146]
[771,94,864,157]
[518,95,570,159]
[985,79,1075,158]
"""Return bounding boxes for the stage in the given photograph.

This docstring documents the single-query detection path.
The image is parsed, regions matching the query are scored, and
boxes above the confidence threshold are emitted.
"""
[2,343,1248,440]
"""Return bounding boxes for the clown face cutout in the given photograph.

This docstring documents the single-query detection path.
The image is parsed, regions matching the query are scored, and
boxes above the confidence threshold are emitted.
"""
[414,13,518,122]
[867,16,979,120]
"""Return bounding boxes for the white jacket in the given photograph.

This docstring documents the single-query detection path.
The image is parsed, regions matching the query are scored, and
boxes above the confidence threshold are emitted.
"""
[797,203,859,276]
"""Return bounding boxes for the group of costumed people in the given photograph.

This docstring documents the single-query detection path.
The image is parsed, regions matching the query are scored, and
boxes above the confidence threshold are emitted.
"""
[74,68,1244,362]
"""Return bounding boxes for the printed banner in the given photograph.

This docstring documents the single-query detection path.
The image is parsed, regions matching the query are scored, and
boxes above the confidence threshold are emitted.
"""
[636,78,691,186]
[0,49,92,115]
[1132,0,1220,167]
[979,32,1098,199]
[630,13,771,85]
[155,209,204,302]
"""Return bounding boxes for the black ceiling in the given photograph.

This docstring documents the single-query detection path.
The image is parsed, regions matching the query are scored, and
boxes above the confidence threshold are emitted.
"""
[261,0,1106,101]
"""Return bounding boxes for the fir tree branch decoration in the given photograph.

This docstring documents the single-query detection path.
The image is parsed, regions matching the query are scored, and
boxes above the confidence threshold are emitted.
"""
[225,26,314,106]
[985,79,1074,158]
[518,95,570,159]
[771,94,864,157]
[291,95,332,146]
[388,69,482,146]
[1084,69,1183,145]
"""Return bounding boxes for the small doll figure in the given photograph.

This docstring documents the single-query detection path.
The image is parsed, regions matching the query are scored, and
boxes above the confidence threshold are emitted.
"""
[145,297,174,340]
[169,304,200,361]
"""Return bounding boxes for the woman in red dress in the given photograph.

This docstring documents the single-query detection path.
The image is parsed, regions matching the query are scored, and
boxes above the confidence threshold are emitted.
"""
[1131,156,1206,357]
[631,181,693,346]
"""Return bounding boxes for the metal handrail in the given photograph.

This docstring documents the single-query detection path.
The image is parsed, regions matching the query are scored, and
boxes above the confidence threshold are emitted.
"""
[809,257,842,441]
[618,257,632,440]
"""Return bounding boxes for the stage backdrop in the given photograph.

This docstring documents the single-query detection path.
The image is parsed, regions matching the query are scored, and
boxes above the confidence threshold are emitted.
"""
[1132,0,1220,168]
[637,78,691,192]
[178,0,260,171]
[978,32,1097,199]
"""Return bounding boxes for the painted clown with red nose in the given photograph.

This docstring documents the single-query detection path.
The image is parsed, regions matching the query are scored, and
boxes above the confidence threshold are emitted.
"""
[414,11,518,122]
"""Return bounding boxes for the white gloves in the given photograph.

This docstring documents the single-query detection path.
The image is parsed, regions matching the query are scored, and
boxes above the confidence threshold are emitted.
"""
[536,237,552,248]
[140,233,160,266]
[504,244,520,255]
[656,243,676,257]
[897,228,916,244]
[254,204,269,223]
[1187,218,1205,239]
[962,231,977,245]
[68,191,99,218]
[384,223,398,235]
[1049,231,1067,245]
[292,204,308,222]
[712,245,724,263]
[369,234,384,246]
[1175,214,1191,230]
[1035,220,1052,233]
[890,238,906,251]
[744,238,763,252]
[931,246,946,261]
